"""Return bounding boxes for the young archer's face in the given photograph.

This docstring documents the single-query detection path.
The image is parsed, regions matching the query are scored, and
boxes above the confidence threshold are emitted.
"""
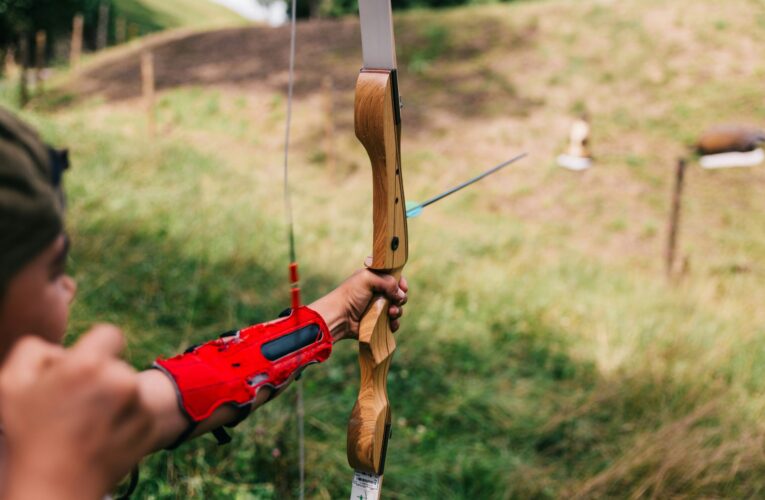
[0,234,76,361]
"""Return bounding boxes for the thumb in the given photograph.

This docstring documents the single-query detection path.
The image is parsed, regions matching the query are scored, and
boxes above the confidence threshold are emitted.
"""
[71,323,126,359]
[365,271,402,303]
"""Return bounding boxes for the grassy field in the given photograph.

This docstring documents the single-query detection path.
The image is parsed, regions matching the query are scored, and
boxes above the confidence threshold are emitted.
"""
[4,0,765,497]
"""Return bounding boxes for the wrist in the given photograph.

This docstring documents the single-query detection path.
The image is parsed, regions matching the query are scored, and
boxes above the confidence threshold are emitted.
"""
[308,295,349,342]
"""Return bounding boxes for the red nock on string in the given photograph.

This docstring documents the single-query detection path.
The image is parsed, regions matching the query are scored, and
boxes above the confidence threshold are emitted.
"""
[290,262,301,310]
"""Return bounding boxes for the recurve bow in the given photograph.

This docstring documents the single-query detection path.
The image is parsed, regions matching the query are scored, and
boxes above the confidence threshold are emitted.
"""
[347,1,407,498]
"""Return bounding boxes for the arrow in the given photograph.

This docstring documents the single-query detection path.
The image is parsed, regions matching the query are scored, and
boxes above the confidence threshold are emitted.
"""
[405,152,528,218]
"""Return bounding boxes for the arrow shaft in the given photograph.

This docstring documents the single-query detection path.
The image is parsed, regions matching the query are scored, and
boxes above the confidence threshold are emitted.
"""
[415,152,528,212]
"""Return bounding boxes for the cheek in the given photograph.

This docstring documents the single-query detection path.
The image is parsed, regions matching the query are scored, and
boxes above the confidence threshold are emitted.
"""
[45,278,75,343]
[23,279,73,345]
[0,282,70,351]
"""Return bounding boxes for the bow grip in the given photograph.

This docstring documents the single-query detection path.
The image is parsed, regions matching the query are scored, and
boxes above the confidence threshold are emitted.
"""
[346,270,400,474]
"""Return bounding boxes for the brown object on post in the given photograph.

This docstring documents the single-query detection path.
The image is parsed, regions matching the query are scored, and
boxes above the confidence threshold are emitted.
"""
[346,69,408,477]
[696,124,765,155]
[665,158,687,279]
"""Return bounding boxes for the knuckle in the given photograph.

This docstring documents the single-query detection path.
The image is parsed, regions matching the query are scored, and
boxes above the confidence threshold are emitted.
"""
[108,363,140,397]
[91,322,122,334]
[11,335,47,356]
[73,353,101,374]
[92,323,126,347]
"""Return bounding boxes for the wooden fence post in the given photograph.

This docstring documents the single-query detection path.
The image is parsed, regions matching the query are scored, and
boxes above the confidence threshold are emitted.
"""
[128,23,140,42]
[3,48,17,78]
[322,76,336,174]
[97,3,110,51]
[70,14,84,68]
[665,157,687,279]
[141,50,156,138]
[35,30,46,90]
[18,35,29,107]
[115,17,127,45]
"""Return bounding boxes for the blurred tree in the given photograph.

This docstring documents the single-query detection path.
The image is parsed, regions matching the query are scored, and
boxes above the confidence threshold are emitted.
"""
[0,0,108,69]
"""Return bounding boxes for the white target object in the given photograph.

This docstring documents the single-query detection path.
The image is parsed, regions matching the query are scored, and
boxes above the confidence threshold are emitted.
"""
[700,148,764,169]
[557,154,593,171]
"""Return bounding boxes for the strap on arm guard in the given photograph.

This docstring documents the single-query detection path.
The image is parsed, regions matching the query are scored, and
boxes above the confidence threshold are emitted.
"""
[154,306,332,423]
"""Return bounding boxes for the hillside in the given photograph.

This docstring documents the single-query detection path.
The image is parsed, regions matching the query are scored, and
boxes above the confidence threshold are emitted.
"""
[114,0,247,32]
[61,0,765,267]
[6,0,765,497]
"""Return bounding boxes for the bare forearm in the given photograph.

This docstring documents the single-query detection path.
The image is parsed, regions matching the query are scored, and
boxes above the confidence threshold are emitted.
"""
[136,369,251,450]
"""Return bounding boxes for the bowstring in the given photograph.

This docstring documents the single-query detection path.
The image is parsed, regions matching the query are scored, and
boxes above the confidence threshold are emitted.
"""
[283,1,297,265]
[281,0,305,498]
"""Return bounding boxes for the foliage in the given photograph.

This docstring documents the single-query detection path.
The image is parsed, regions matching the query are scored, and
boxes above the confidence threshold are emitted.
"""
[0,0,99,54]
[297,0,529,19]
[0,0,243,71]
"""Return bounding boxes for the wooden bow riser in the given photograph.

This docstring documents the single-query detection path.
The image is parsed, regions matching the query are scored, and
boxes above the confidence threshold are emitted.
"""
[346,69,408,476]
[354,70,408,271]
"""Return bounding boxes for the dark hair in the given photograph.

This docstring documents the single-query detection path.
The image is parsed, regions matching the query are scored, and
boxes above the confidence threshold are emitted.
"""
[0,107,66,298]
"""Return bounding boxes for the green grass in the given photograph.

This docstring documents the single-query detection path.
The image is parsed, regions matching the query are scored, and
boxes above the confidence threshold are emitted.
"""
[4,0,765,497]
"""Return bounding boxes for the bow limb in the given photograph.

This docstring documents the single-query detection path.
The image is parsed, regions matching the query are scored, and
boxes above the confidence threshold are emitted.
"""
[347,60,408,496]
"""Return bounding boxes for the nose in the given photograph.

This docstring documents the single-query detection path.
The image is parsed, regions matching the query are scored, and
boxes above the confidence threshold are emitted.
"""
[63,275,78,304]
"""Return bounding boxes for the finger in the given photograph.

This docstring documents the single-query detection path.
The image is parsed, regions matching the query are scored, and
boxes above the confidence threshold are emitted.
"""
[388,305,403,320]
[390,318,400,333]
[398,276,409,294]
[392,285,407,306]
[396,289,407,306]
[71,324,125,359]
[365,271,401,301]
[363,256,373,268]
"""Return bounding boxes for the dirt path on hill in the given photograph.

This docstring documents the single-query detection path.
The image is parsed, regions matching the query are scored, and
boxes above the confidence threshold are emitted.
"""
[60,15,539,128]
[69,20,361,100]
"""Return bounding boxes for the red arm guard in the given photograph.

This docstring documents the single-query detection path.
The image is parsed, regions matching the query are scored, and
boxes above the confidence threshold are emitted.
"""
[154,306,332,422]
